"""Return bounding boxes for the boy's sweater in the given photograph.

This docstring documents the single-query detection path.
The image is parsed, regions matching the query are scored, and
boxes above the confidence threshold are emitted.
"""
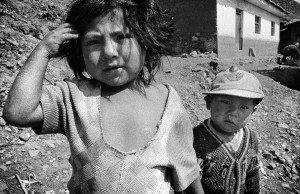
[193,119,260,194]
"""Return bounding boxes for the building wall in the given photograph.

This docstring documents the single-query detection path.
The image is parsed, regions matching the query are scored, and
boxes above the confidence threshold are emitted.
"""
[159,0,217,53]
[217,0,281,58]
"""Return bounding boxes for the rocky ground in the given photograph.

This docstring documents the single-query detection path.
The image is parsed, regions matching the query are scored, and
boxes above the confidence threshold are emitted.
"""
[1,0,300,193]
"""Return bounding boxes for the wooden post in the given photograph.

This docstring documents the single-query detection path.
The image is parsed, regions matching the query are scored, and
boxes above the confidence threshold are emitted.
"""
[249,47,256,57]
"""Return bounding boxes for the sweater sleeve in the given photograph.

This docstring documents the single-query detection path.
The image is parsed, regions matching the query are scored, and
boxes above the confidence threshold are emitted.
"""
[245,131,260,194]
[167,112,200,192]
[32,80,71,135]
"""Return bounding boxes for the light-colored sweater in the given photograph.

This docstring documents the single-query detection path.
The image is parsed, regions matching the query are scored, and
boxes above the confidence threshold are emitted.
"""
[34,78,200,194]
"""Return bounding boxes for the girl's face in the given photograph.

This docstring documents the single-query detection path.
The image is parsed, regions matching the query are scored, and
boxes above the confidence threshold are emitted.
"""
[208,95,255,134]
[81,9,145,86]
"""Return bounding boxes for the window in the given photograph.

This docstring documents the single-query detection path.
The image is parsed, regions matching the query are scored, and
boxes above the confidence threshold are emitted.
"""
[271,21,275,36]
[255,16,261,34]
[236,9,242,15]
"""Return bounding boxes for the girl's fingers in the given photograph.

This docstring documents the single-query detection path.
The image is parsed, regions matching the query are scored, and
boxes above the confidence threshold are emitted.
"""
[56,23,75,29]
[55,25,78,35]
[50,26,79,42]
[60,33,79,42]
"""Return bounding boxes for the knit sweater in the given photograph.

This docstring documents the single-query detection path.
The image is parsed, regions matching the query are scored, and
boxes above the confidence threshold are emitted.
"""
[193,119,260,194]
[34,78,200,194]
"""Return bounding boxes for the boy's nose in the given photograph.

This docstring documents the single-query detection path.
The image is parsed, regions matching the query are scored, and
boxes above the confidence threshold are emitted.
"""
[227,104,239,116]
[102,39,118,60]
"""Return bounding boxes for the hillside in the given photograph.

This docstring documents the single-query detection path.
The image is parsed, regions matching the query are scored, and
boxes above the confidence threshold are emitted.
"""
[1,0,300,193]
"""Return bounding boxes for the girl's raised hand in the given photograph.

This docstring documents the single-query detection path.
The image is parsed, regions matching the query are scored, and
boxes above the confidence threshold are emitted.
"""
[37,23,79,59]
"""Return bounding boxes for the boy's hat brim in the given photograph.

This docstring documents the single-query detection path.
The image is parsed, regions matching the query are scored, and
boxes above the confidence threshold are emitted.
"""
[203,89,264,98]
[203,66,265,99]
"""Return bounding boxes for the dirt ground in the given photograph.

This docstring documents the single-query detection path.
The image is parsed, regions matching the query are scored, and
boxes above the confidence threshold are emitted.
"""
[1,0,300,193]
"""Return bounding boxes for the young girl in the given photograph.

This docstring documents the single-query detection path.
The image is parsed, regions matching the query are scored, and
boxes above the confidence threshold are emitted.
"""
[3,0,203,193]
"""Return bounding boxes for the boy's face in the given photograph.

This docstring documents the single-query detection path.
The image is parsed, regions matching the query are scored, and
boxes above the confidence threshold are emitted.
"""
[207,95,256,133]
[81,8,145,86]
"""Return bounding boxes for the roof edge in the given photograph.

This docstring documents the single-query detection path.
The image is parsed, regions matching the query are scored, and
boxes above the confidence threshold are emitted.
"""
[265,0,290,15]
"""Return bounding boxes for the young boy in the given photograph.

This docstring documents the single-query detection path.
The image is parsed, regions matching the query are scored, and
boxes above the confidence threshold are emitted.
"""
[193,65,264,194]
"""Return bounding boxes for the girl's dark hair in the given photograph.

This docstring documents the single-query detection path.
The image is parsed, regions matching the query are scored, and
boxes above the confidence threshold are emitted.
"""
[60,0,174,85]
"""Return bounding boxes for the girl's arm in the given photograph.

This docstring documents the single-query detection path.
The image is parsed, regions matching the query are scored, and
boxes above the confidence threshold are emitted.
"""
[184,177,205,194]
[175,177,205,194]
[3,23,78,127]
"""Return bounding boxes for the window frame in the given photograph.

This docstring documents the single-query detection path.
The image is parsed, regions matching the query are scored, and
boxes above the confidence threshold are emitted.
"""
[271,21,275,36]
[255,16,261,34]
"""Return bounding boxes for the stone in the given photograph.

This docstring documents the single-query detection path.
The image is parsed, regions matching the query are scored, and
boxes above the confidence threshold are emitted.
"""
[200,37,207,42]
[0,117,6,126]
[45,190,55,194]
[29,150,40,157]
[259,161,267,175]
[281,183,291,189]
[262,150,273,160]
[199,53,206,58]
[17,60,23,67]
[288,131,296,136]
[0,182,8,191]
[291,165,298,175]
[209,60,218,70]
[19,132,31,142]
[269,149,280,158]
[283,166,291,173]
[292,174,300,180]
[190,51,198,57]
[267,162,277,170]
[285,156,293,166]
[204,38,217,52]
[1,61,14,69]
[0,165,7,171]
[191,67,205,72]
[276,156,286,164]
[181,53,188,58]
[48,143,55,148]
[192,36,199,42]
[278,123,289,129]
[173,46,182,55]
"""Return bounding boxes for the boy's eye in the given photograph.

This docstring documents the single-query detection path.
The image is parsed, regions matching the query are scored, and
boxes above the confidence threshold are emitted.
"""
[220,100,230,104]
[240,105,249,110]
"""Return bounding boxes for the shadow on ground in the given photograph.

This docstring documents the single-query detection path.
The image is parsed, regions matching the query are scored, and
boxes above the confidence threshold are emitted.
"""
[255,65,300,91]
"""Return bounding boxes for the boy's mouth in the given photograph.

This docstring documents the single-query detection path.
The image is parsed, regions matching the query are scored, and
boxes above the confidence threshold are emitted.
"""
[224,120,236,125]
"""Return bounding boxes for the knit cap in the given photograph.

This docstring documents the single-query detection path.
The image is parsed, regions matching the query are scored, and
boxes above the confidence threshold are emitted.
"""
[203,66,264,99]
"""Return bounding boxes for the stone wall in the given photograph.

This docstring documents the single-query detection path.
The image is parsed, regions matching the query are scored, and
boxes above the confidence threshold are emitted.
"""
[160,0,217,54]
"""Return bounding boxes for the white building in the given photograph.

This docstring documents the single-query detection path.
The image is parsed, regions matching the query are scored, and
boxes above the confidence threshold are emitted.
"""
[160,0,289,58]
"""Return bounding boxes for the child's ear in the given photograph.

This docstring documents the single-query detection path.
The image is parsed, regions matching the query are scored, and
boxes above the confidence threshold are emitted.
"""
[204,95,212,110]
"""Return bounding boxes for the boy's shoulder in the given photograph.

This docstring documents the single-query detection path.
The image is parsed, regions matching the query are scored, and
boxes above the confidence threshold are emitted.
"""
[193,119,212,141]
[193,119,208,132]
[246,126,259,149]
